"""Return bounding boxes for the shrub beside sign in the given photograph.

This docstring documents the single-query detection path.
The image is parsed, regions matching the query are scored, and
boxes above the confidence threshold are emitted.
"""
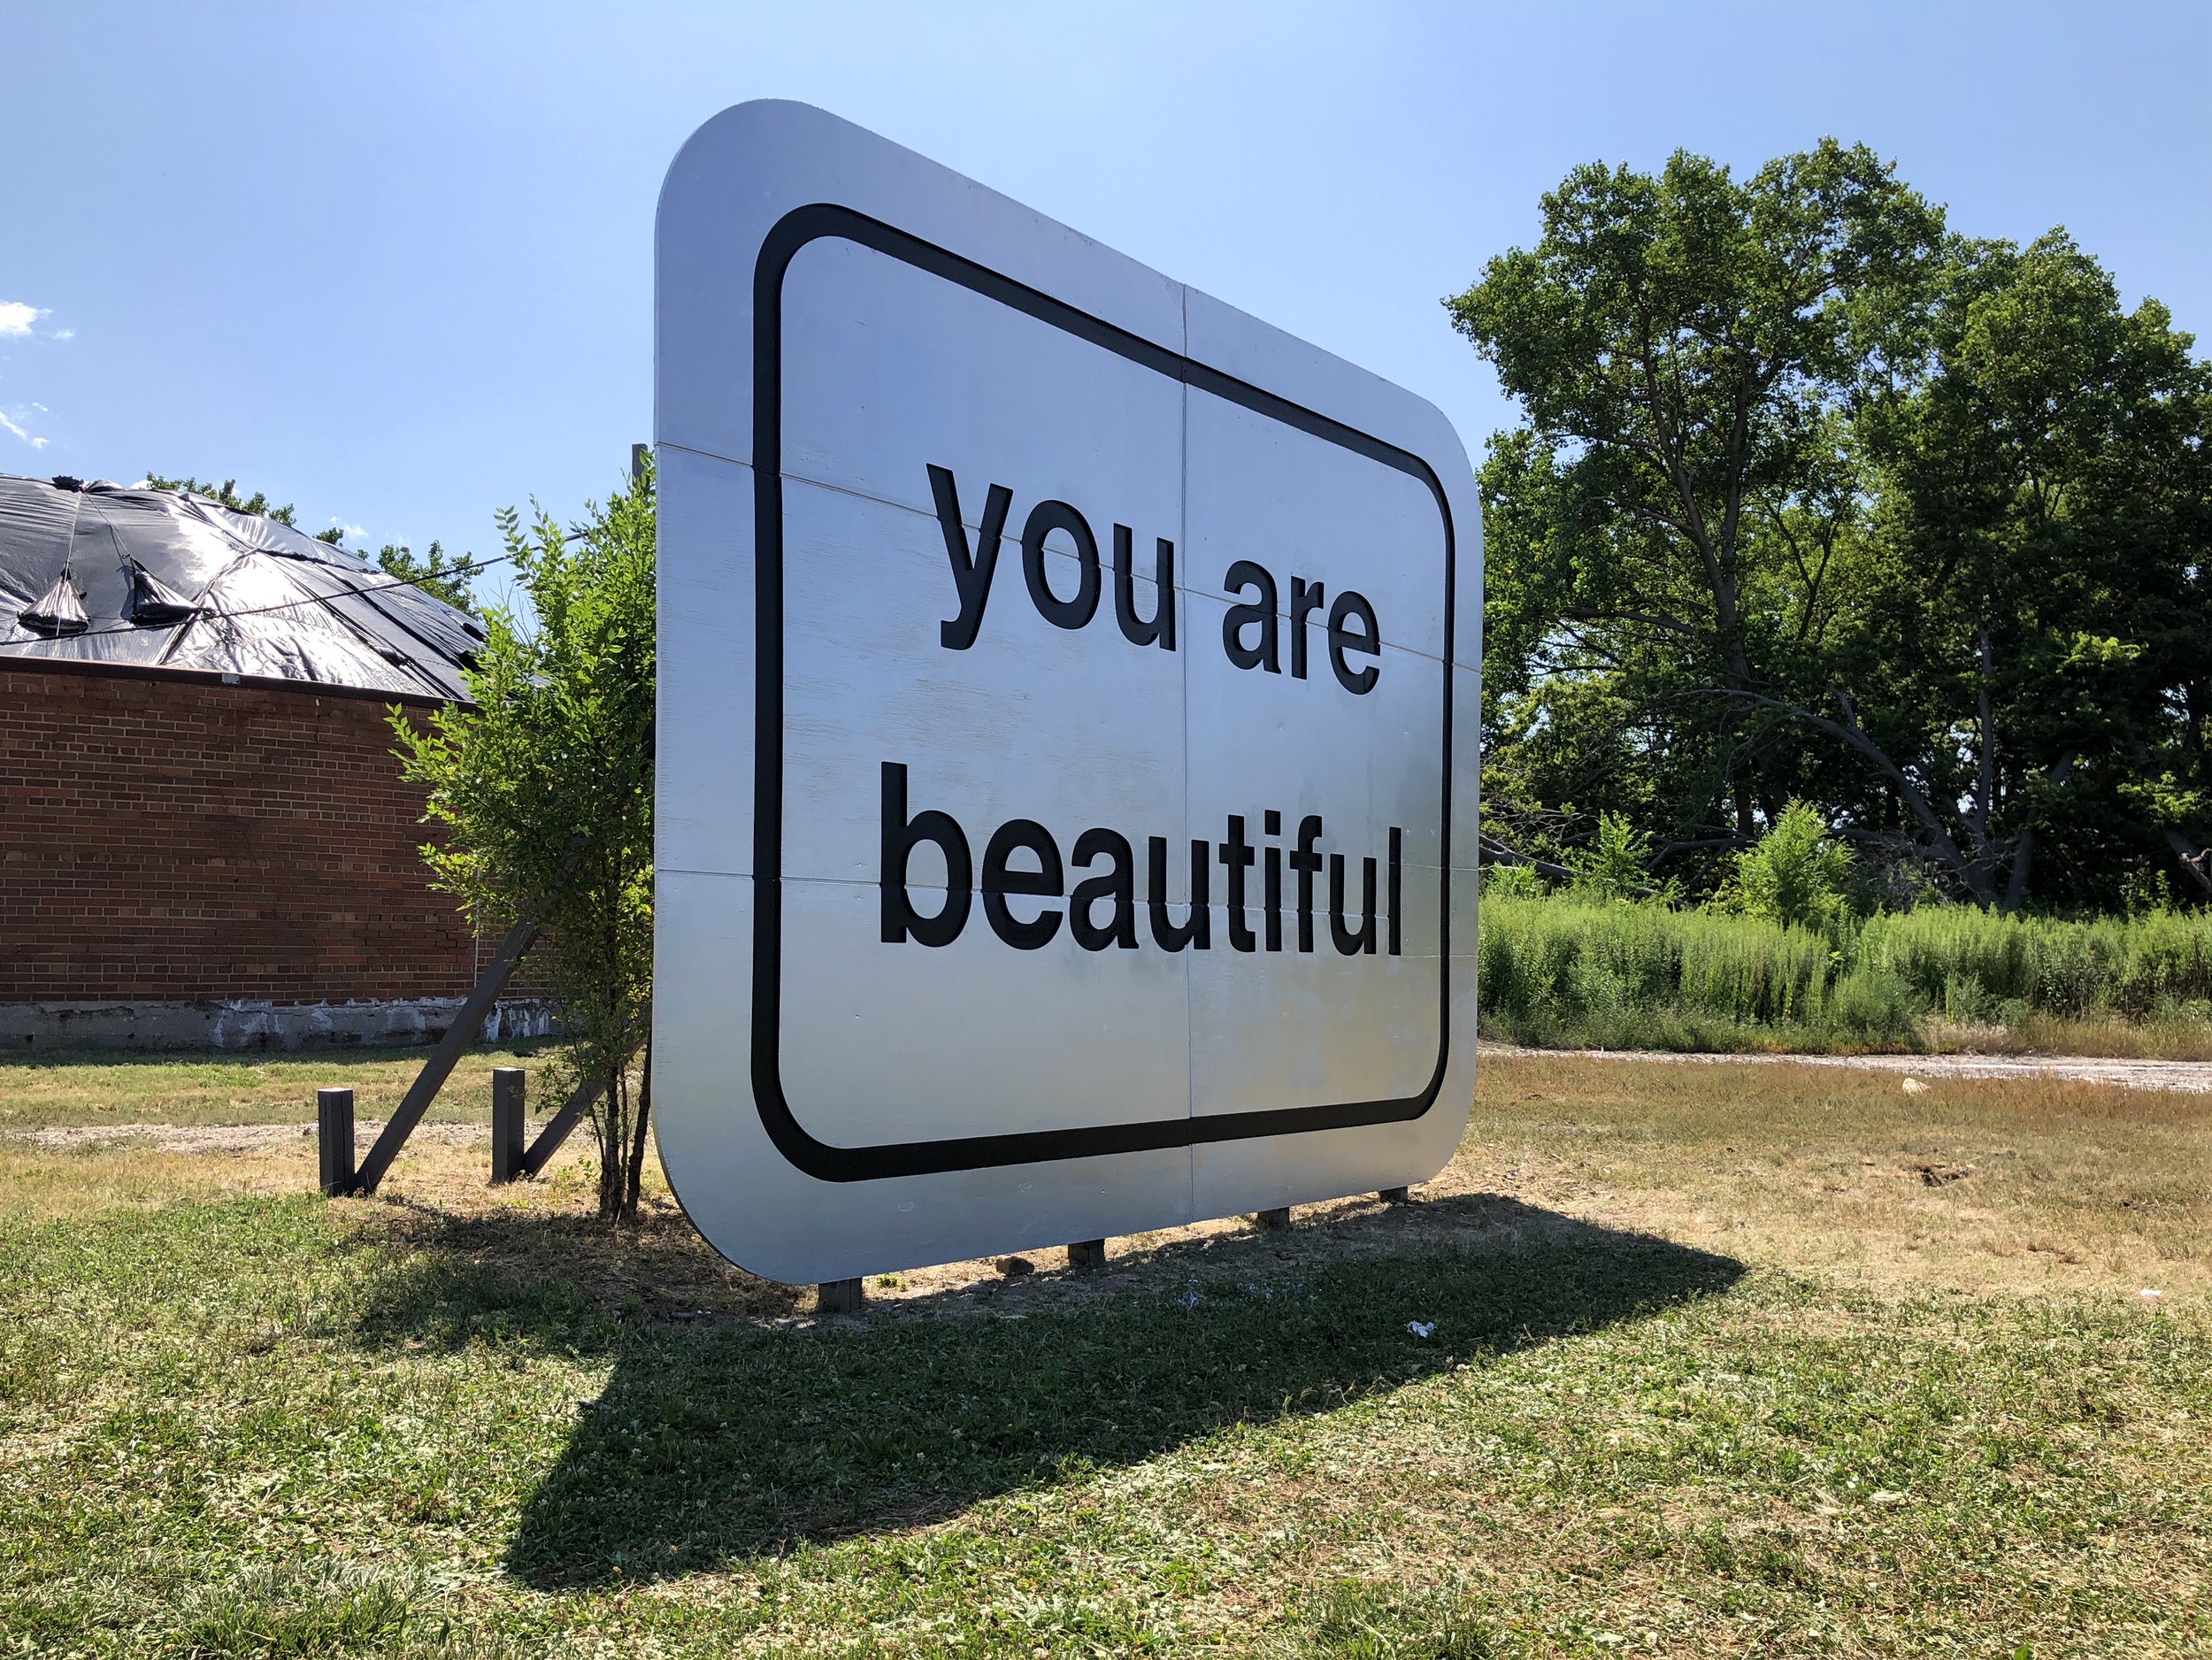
[654,101,1482,1285]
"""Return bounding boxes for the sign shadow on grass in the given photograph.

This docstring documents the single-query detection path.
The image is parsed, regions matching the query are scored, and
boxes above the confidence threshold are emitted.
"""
[442,1195,1744,1588]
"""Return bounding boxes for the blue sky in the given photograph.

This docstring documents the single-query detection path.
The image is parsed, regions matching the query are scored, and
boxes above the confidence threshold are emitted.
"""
[4,2,2208,611]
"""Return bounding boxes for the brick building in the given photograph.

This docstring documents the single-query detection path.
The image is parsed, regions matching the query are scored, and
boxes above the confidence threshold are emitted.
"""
[0,473,545,1049]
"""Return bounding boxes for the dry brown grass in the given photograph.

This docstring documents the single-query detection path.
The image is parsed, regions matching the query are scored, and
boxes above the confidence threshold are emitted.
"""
[4,1046,2203,1317]
[1931,1011,2212,1060]
[1458,1051,2210,1306]
[0,1043,560,1130]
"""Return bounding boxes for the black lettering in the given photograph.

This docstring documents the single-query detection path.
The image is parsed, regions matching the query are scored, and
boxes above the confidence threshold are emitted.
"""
[928,465,1012,652]
[1389,825,1402,956]
[1147,836,1211,950]
[981,818,1064,949]
[1070,827,1139,950]
[1291,814,1324,952]
[1263,811,1282,952]
[1221,559,1279,672]
[1327,589,1380,694]
[1290,576,1325,680]
[1329,852,1378,955]
[1113,525,1176,649]
[1021,499,1101,631]
[1219,814,1257,952]
[879,762,972,946]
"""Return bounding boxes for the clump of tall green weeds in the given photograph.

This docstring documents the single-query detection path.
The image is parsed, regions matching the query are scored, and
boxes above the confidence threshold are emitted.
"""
[1480,806,2212,1052]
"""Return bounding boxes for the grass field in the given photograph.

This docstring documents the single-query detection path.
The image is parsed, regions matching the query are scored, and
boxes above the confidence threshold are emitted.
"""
[0,1044,563,1133]
[1479,893,2212,1058]
[0,1048,2206,1656]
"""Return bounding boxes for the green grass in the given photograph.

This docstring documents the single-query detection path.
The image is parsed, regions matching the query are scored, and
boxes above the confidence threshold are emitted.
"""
[0,1042,561,1131]
[1479,893,2212,1055]
[4,1194,2206,1655]
[1,1050,2208,1655]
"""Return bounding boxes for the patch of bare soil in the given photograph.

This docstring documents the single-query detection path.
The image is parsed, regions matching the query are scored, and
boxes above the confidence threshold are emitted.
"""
[6,1120,484,1155]
[1481,1044,2212,1094]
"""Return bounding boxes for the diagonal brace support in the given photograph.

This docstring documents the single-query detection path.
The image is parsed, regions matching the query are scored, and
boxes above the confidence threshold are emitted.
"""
[350,916,538,1195]
[522,1070,604,1179]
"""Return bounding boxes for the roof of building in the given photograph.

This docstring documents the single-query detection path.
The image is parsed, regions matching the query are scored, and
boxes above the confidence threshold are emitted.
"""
[0,473,482,702]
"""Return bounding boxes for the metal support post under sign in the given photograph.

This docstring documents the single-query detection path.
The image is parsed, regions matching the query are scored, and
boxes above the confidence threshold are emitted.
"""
[490,1067,526,1184]
[318,1087,357,1197]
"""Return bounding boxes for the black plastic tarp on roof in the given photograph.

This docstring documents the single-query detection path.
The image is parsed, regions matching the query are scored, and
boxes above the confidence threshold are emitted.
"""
[0,473,482,701]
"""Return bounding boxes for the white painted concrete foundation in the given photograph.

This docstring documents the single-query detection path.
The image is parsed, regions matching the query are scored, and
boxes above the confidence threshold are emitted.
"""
[1,997,561,1052]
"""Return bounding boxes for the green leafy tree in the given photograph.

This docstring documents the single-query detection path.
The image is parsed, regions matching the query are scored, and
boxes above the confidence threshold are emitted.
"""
[1829,233,2212,908]
[1718,800,1853,932]
[1448,142,1946,880]
[143,473,478,612]
[372,541,476,612]
[1453,147,2212,911]
[142,473,312,528]
[1569,811,1676,905]
[391,459,656,1220]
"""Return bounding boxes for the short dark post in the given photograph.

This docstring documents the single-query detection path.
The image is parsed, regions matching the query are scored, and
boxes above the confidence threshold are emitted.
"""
[1379,1186,1410,1203]
[317,1087,356,1197]
[490,1067,526,1184]
[818,1278,864,1315]
[1065,1238,1107,1273]
[1254,1206,1292,1231]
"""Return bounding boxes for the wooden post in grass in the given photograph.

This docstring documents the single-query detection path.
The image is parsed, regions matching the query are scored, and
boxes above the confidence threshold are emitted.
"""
[317,1087,356,1197]
[818,1279,864,1315]
[489,1067,526,1185]
[1065,1239,1107,1272]
[1254,1206,1291,1231]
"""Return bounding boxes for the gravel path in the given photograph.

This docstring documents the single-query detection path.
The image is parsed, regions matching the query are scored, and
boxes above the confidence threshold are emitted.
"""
[8,1120,487,1155]
[1485,1044,2212,1094]
[10,1047,2211,1159]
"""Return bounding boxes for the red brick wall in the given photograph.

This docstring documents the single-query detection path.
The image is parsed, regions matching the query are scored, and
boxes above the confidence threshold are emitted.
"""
[1,662,485,1004]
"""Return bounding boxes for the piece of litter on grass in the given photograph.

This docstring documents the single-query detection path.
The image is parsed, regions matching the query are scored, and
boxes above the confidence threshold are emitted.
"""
[1869,1489,1907,1505]
[1901,1077,1930,1095]
[1405,1320,1436,1339]
[2140,1287,2163,1300]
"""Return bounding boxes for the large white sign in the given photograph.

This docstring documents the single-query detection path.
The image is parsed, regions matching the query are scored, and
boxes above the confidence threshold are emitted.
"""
[654,101,1481,1285]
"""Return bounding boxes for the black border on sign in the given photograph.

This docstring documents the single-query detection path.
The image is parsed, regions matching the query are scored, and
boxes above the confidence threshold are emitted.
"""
[751,202,1454,1182]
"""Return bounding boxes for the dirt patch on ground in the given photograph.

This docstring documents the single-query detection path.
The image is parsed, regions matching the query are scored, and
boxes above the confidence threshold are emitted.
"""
[1483,1044,2212,1094]
[7,1119,486,1155]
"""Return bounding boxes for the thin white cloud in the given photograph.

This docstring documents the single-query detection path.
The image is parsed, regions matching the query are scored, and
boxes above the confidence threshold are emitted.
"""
[329,518,367,541]
[0,302,47,338]
[51,328,74,342]
[0,409,48,450]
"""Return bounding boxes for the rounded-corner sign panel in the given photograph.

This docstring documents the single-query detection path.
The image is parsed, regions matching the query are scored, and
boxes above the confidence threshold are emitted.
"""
[654,99,1481,1286]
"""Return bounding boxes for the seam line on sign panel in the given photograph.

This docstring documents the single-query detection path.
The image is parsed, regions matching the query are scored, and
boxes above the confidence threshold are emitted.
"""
[772,429,1450,660]
[1179,283,1198,1152]
[752,201,1453,1182]
[776,472,1451,660]
[771,241,1448,651]
[1177,588,1455,668]
[659,441,757,471]
[1181,283,1199,1218]
[776,875,1448,948]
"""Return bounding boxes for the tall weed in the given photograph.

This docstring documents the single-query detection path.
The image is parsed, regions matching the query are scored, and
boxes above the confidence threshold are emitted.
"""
[1478,890,2212,1050]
